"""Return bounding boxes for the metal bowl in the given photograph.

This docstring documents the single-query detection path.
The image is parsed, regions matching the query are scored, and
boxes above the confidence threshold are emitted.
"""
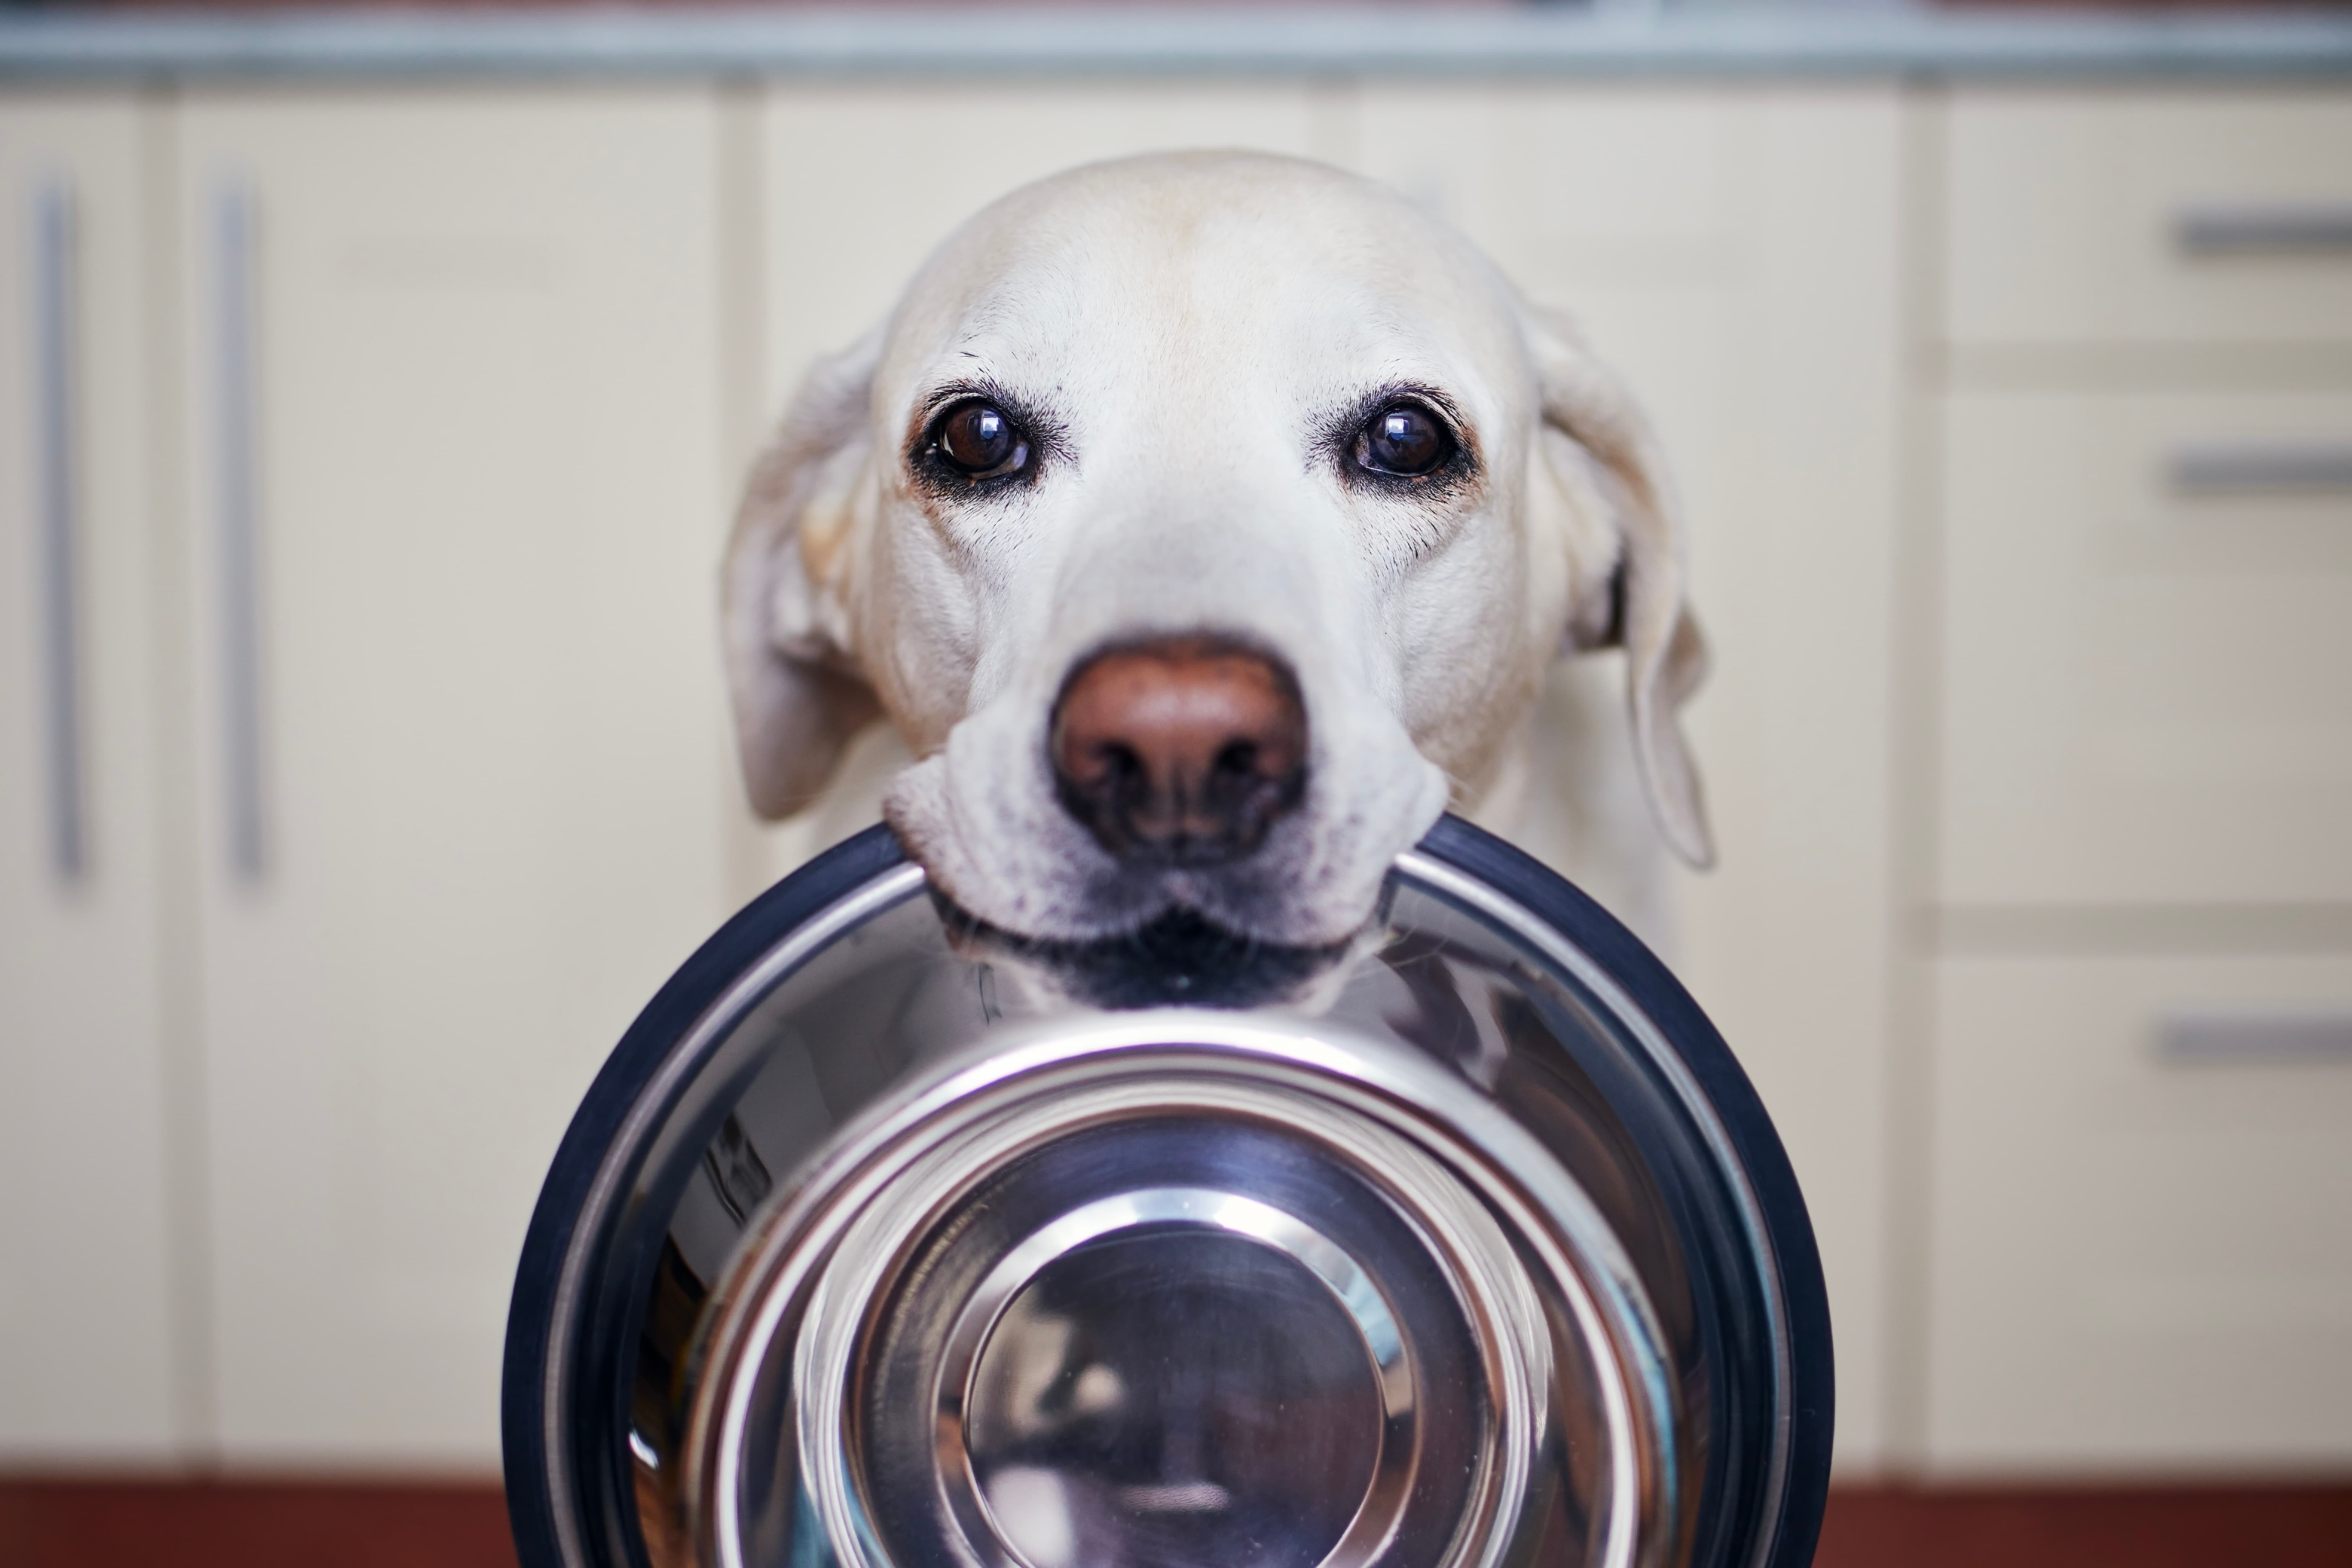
[503,817,1832,1568]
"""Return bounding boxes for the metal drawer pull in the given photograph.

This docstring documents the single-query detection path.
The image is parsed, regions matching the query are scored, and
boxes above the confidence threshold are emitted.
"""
[2167,441,2352,495]
[214,178,266,883]
[31,177,85,882]
[2173,204,2352,256]
[2155,1010,2352,1065]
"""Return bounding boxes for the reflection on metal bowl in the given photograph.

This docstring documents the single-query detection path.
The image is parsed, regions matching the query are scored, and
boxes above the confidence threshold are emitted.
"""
[503,816,1833,1568]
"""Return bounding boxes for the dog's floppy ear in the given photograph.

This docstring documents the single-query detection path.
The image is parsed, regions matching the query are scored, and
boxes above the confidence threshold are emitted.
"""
[722,327,887,819]
[1523,305,1715,868]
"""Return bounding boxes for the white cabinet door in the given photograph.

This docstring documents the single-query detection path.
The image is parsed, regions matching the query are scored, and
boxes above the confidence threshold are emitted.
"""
[0,92,182,1463]
[1927,952,2352,1472]
[1354,84,1906,1472]
[172,88,733,1467]
[1938,387,2352,909]
[759,81,1340,422]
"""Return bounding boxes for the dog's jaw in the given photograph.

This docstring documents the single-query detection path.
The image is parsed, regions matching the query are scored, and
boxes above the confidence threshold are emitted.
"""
[881,709,1164,942]
[884,691,1450,949]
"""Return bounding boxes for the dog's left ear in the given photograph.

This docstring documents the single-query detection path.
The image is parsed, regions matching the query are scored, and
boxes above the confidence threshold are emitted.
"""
[722,327,886,819]
[1522,304,1715,868]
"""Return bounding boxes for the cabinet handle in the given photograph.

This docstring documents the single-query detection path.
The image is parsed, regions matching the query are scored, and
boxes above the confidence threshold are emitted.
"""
[2155,1010,2352,1066]
[2172,204,2352,256]
[31,177,85,882]
[2167,441,2352,495]
[214,179,266,883]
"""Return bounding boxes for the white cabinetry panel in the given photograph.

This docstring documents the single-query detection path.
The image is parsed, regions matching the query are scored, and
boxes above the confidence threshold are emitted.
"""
[1927,952,2352,1471]
[759,82,1337,421]
[1354,84,1904,1471]
[1930,83,2352,1478]
[172,88,732,1466]
[0,93,181,1462]
[1947,89,2352,350]
[1939,388,2352,908]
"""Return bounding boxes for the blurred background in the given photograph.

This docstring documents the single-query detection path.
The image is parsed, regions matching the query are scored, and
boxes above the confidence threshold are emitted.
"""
[3,0,2350,1563]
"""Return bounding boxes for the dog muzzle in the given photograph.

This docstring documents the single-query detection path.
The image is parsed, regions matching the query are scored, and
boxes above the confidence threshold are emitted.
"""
[502,816,1832,1568]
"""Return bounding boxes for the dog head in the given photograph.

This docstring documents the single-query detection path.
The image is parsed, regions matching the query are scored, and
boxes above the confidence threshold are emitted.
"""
[724,151,1709,948]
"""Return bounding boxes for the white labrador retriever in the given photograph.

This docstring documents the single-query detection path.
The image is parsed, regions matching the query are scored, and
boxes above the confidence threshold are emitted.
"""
[724,151,1710,955]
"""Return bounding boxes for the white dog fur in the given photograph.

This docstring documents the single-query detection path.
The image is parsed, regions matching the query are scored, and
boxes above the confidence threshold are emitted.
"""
[723,151,1710,952]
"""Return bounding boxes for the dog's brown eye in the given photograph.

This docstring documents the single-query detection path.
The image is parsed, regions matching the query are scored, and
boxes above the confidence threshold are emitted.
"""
[933,399,1030,478]
[1356,402,1452,477]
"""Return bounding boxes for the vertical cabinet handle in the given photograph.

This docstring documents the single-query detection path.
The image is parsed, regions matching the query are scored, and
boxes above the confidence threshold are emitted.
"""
[31,178,85,882]
[214,179,266,884]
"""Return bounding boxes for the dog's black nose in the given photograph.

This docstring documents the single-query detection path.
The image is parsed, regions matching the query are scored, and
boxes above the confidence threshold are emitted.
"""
[1050,637,1307,866]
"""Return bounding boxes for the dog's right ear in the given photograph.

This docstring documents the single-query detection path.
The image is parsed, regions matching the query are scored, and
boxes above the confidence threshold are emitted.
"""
[722,327,887,819]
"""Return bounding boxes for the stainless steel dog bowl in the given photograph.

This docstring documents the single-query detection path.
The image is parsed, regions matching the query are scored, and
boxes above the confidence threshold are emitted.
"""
[504,817,1832,1568]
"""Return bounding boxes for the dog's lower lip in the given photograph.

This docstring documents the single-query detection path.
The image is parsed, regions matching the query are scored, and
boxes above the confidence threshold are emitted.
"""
[933,894,1355,1009]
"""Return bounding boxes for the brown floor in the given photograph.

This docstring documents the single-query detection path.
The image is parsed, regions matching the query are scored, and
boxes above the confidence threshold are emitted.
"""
[1815,1484,2352,1568]
[0,1480,517,1568]
[3,1478,2351,1567]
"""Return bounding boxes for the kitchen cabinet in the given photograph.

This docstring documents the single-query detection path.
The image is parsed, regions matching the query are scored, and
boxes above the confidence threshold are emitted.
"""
[1352,82,1906,1469]
[0,91,181,1463]
[1946,89,2352,352]
[168,88,734,1466]
[1922,86,2352,1474]
[1938,386,2352,909]
[1927,951,2352,1470]
[2,66,2346,1484]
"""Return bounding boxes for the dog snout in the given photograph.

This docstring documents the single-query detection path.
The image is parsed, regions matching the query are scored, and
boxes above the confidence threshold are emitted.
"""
[1050,637,1308,866]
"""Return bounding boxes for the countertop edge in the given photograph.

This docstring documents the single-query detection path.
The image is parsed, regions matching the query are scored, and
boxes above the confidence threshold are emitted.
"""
[5,6,2352,82]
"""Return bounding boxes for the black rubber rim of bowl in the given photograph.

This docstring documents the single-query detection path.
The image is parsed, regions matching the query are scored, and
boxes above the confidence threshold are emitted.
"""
[501,815,1835,1568]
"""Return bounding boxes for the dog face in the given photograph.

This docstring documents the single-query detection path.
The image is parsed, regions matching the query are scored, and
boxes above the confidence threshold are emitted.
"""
[725,151,1708,948]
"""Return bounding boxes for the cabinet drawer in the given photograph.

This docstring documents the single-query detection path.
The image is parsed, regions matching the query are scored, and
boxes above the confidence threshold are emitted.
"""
[1927,953,2352,1472]
[1946,89,2352,349]
[1939,389,2352,906]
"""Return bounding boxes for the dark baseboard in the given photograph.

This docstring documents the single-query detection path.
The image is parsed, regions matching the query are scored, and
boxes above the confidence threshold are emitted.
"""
[4,1477,2350,1567]
[1815,1482,2352,1568]
[0,1478,516,1568]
